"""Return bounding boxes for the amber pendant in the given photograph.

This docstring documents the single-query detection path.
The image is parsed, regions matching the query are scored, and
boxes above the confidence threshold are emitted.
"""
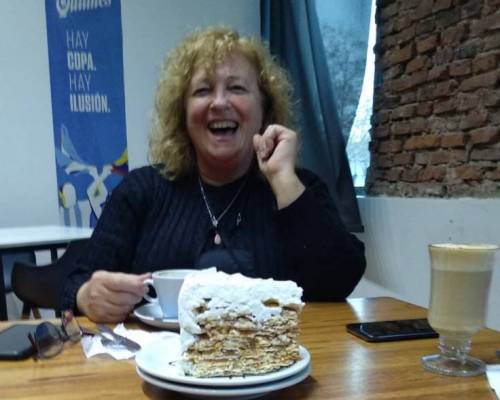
[214,232,222,245]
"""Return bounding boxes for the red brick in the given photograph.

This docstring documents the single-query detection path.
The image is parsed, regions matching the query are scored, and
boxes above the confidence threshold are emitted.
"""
[401,168,421,182]
[459,71,498,91]
[487,0,500,5]
[454,165,484,180]
[434,99,457,114]
[470,126,500,144]
[392,70,428,91]
[456,93,479,111]
[392,104,417,119]
[417,34,438,53]
[484,90,500,107]
[434,0,453,11]
[484,32,500,50]
[460,110,489,130]
[441,132,466,147]
[436,7,460,29]
[415,152,430,164]
[391,121,412,135]
[380,1,399,21]
[449,59,471,77]
[386,168,402,181]
[434,80,459,98]
[384,64,403,80]
[433,47,454,65]
[410,117,429,133]
[394,15,412,32]
[471,147,500,160]
[375,125,391,138]
[376,154,393,168]
[379,140,403,153]
[428,65,449,81]
[473,52,499,74]
[441,23,466,46]
[398,25,417,44]
[430,151,451,164]
[450,149,468,163]
[461,0,481,19]
[388,44,414,65]
[417,18,436,35]
[456,39,484,59]
[404,134,441,150]
[470,9,500,35]
[413,0,434,20]
[393,152,414,165]
[401,92,417,104]
[406,56,428,73]
[419,166,447,181]
[417,102,433,116]
[486,167,500,180]
[380,20,395,37]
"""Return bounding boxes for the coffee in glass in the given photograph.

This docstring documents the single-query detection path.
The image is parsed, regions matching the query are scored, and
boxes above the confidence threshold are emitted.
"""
[422,243,498,377]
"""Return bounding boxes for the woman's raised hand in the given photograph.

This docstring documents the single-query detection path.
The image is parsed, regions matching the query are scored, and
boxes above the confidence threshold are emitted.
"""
[253,124,304,209]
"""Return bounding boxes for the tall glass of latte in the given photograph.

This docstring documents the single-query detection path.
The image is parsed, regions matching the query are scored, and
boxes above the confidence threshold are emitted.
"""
[421,243,498,377]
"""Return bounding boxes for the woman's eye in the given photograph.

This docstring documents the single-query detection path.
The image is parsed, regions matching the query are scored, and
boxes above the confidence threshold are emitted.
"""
[230,85,247,93]
[193,87,210,96]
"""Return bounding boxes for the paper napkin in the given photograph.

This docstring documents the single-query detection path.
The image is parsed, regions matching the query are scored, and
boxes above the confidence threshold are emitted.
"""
[81,323,179,360]
[487,364,500,399]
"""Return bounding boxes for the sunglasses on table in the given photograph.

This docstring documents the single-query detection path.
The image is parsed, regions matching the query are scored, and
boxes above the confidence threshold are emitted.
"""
[27,310,83,359]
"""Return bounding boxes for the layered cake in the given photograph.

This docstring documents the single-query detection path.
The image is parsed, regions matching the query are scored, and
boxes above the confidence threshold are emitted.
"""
[177,269,304,377]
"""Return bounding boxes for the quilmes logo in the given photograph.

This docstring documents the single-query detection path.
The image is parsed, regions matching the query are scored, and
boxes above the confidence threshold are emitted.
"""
[56,0,112,18]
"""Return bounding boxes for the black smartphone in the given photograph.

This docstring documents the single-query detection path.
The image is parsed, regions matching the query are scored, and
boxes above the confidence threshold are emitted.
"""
[0,324,38,360]
[346,318,438,342]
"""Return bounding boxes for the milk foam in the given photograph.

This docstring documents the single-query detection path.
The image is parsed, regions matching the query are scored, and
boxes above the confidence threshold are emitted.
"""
[429,243,498,272]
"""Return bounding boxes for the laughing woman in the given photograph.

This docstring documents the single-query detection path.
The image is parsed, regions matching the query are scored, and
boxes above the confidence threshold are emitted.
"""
[62,26,366,323]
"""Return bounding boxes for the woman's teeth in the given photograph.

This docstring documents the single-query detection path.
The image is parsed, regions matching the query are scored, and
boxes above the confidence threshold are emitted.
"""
[208,121,238,135]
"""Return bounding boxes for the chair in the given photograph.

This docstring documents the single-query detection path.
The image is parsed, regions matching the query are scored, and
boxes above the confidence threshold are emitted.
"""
[1,251,36,320]
[11,239,88,319]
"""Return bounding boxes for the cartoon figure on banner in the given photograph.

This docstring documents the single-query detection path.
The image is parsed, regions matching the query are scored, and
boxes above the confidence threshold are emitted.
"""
[56,124,128,227]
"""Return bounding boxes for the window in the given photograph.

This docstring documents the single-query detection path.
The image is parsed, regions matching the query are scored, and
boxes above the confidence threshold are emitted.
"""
[316,0,376,188]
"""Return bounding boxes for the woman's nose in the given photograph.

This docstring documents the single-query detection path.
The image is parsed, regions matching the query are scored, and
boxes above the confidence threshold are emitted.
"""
[210,90,230,110]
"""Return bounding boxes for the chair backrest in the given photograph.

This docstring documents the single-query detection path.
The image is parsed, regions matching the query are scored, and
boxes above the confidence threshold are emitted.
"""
[11,239,89,312]
[2,251,36,292]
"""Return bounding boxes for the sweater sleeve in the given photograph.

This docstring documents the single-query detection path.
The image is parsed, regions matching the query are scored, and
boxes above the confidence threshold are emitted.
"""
[274,169,366,301]
[60,167,156,312]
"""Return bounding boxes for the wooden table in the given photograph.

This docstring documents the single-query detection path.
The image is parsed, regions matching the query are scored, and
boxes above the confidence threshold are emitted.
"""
[0,225,93,320]
[0,297,498,399]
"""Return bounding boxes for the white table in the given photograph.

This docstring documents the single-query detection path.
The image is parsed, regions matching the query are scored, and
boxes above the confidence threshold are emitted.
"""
[0,225,93,320]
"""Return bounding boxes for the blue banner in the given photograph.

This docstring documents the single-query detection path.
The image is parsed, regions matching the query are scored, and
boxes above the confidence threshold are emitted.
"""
[45,0,128,227]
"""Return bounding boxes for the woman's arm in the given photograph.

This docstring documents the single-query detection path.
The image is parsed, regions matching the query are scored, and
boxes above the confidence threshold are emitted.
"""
[275,169,366,301]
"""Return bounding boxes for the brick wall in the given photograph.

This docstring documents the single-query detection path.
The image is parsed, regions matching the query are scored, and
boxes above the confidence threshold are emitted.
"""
[366,0,500,197]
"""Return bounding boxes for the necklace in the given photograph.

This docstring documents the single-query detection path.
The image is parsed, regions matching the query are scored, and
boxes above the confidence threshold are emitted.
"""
[198,176,247,245]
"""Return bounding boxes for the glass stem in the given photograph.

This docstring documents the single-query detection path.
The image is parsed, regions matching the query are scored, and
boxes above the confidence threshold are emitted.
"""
[439,334,472,364]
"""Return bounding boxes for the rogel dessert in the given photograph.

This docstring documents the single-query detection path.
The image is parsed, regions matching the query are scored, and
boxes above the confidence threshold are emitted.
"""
[177,268,304,377]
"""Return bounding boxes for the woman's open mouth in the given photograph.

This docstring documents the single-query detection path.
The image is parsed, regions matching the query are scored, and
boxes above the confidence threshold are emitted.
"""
[208,120,239,136]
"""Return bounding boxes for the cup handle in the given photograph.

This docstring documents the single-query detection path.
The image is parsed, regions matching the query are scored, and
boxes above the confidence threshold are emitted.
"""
[143,278,158,303]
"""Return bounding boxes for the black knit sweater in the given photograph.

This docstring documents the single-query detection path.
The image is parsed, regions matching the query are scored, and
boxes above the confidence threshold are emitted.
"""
[61,165,366,310]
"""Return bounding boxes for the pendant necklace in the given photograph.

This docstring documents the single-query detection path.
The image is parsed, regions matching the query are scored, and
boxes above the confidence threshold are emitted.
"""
[198,175,247,245]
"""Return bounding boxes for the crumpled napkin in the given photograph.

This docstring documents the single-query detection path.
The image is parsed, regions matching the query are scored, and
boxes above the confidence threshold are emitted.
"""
[81,323,179,360]
[487,364,500,399]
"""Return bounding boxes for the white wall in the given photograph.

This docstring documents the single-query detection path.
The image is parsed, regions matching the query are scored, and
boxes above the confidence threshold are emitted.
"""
[0,0,260,228]
[350,197,500,331]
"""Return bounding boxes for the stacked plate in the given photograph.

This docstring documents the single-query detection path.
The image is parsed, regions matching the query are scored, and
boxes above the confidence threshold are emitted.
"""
[135,335,311,400]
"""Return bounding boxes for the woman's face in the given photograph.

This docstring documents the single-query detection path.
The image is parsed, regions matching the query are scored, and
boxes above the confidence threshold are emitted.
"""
[185,53,264,181]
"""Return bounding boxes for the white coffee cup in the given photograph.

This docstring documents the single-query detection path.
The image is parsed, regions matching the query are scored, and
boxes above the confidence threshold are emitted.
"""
[143,269,196,318]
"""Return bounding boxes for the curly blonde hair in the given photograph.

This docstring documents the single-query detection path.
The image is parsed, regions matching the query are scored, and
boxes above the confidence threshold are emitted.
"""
[149,26,293,179]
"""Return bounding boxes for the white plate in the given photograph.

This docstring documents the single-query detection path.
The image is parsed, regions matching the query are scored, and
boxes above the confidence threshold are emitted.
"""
[135,335,310,387]
[134,303,179,330]
[136,362,311,400]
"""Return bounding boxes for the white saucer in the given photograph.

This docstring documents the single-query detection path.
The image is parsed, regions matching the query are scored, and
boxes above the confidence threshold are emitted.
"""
[136,362,311,400]
[135,335,310,387]
[133,303,179,330]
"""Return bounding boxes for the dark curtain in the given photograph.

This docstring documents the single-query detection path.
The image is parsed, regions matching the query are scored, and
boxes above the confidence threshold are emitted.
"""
[261,0,364,232]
